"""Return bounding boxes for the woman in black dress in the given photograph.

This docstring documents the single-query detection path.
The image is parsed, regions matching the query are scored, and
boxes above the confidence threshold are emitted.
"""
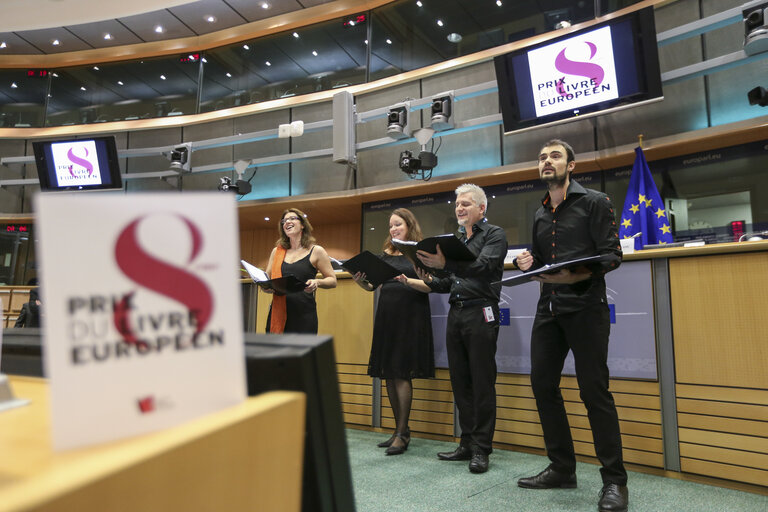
[352,208,434,455]
[265,208,336,334]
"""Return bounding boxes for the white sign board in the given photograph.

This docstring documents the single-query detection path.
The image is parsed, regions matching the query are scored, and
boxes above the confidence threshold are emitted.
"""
[36,193,246,450]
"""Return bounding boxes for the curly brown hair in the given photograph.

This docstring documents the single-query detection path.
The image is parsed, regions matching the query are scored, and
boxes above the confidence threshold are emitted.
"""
[276,208,316,249]
[383,207,423,253]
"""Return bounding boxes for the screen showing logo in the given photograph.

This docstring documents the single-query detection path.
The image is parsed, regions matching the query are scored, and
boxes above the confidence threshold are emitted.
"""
[50,140,103,187]
[528,25,619,118]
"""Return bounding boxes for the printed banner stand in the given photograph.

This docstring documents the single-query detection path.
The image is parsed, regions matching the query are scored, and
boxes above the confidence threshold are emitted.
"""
[36,193,246,450]
[0,314,30,413]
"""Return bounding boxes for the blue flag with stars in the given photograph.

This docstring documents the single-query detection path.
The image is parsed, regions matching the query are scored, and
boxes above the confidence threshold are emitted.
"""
[619,147,674,249]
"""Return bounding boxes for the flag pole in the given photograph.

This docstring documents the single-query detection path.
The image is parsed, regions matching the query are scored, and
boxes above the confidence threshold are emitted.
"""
[638,134,643,149]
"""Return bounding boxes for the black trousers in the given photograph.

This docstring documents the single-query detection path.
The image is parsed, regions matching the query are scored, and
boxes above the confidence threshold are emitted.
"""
[446,303,499,454]
[530,303,627,485]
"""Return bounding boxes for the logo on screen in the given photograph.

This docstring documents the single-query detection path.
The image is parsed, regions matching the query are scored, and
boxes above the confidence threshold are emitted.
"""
[528,25,619,118]
[51,140,103,187]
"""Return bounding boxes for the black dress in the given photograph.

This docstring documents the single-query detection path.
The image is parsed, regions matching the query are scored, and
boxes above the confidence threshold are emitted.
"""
[368,253,435,379]
[267,247,319,334]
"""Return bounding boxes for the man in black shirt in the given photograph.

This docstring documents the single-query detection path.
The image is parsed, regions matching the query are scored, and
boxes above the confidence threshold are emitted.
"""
[515,140,628,512]
[415,183,507,474]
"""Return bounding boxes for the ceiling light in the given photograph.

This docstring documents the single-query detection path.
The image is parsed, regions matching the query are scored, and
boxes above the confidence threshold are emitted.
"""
[80,86,86,91]
[155,25,164,34]
[93,66,99,71]
[10,82,17,88]
[264,217,270,221]
[206,15,216,23]
[447,33,462,43]
[312,50,318,56]
[201,57,208,63]
[292,32,299,38]
[51,39,60,46]
[52,72,59,77]
[0,42,6,49]
[265,61,271,66]
[386,39,392,44]
[117,81,124,85]
[226,72,232,78]
[160,74,166,80]
[261,2,270,8]
[364,39,368,45]
[436,19,444,27]
[496,0,502,5]
[416,1,423,6]
[103,33,112,40]
[243,44,250,50]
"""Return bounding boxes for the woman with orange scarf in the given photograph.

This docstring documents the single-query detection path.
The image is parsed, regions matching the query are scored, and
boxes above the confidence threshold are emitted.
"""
[264,208,337,334]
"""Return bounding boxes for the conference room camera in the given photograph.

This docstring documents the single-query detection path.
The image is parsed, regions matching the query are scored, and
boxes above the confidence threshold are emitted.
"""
[430,93,454,131]
[743,3,768,55]
[386,103,410,139]
[748,86,768,106]
[399,149,437,177]
[218,176,252,195]
[166,144,191,172]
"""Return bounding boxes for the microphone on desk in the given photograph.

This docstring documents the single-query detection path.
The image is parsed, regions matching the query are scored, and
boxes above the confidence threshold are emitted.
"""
[738,231,768,242]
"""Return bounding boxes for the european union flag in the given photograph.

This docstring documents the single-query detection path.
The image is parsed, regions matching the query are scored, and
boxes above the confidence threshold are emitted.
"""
[619,147,674,249]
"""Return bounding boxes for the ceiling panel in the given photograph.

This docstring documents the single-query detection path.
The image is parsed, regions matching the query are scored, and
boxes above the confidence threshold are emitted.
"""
[224,0,307,22]
[0,32,42,55]
[65,20,145,49]
[16,27,94,54]
[169,0,246,35]
[117,10,197,41]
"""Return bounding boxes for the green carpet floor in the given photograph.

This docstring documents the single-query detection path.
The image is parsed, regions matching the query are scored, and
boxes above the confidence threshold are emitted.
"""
[346,428,768,512]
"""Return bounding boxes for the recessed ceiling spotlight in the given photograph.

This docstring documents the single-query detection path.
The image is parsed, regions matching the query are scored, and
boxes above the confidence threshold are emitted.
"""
[206,15,216,23]
[155,25,164,34]
[10,82,17,88]
[160,74,166,80]
[447,33,462,43]
[496,0,502,6]
[52,72,59,77]
[292,32,299,38]
[243,44,250,50]
[201,57,208,63]
[51,39,61,46]
[364,39,368,45]
[117,81,124,85]
[261,2,270,8]
[416,1,423,6]
[226,72,232,78]
[436,19,444,27]
[264,217,270,221]
[103,33,112,40]
[312,50,318,56]
[386,38,392,44]
[0,42,6,49]
[265,60,271,66]
[80,86,86,91]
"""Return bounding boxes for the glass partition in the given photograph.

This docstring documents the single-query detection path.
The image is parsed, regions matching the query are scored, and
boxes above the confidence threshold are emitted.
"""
[0,70,47,128]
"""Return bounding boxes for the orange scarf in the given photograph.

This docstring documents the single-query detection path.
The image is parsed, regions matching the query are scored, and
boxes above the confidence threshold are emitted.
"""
[269,246,288,333]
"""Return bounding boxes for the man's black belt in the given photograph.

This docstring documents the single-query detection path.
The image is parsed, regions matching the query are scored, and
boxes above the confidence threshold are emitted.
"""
[450,298,490,308]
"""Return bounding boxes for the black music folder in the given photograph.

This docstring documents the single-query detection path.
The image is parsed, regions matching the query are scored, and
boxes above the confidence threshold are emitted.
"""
[341,250,400,287]
[391,234,476,276]
[495,254,615,287]
[241,259,307,295]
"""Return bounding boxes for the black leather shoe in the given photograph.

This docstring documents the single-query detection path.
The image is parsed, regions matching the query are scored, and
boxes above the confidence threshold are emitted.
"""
[384,433,410,456]
[517,467,577,489]
[598,483,628,512]
[376,434,395,448]
[437,444,472,461]
[468,449,489,473]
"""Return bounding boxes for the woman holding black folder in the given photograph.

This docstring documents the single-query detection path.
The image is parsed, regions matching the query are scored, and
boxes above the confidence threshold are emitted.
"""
[352,208,435,455]
[264,208,336,334]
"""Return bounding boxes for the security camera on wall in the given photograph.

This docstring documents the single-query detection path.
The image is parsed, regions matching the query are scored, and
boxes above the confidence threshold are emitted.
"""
[386,102,411,139]
[430,92,454,131]
[744,3,768,55]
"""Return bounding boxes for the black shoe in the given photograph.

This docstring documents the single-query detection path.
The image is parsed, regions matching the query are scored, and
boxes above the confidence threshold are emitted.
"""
[598,483,628,512]
[385,433,410,456]
[468,448,489,473]
[437,444,472,461]
[376,434,396,448]
[517,467,577,489]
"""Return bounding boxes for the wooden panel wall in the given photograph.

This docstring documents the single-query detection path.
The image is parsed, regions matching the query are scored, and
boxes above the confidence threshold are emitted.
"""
[677,384,768,487]
[380,369,455,437]
[494,374,663,468]
[670,252,768,487]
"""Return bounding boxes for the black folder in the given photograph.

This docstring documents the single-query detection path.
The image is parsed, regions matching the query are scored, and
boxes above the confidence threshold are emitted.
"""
[341,250,400,287]
[241,259,307,295]
[494,254,615,287]
[391,234,476,276]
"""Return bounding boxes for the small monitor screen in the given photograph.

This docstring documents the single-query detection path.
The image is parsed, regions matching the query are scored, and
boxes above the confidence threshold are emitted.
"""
[494,7,663,133]
[32,136,123,192]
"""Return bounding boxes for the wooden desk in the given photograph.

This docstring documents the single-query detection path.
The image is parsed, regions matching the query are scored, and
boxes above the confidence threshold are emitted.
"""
[0,377,305,512]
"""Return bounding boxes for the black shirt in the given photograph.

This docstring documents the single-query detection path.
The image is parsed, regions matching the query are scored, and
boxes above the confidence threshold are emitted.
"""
[527,180,621,315]
[428,219,508,305]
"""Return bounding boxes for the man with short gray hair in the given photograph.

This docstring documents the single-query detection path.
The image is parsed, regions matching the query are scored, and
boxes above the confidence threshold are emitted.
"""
[415,183,507,474]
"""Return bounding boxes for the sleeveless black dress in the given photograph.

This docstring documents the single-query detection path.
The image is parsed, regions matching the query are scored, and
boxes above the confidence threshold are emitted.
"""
[267,247,319,334]
[367,254,435,379]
